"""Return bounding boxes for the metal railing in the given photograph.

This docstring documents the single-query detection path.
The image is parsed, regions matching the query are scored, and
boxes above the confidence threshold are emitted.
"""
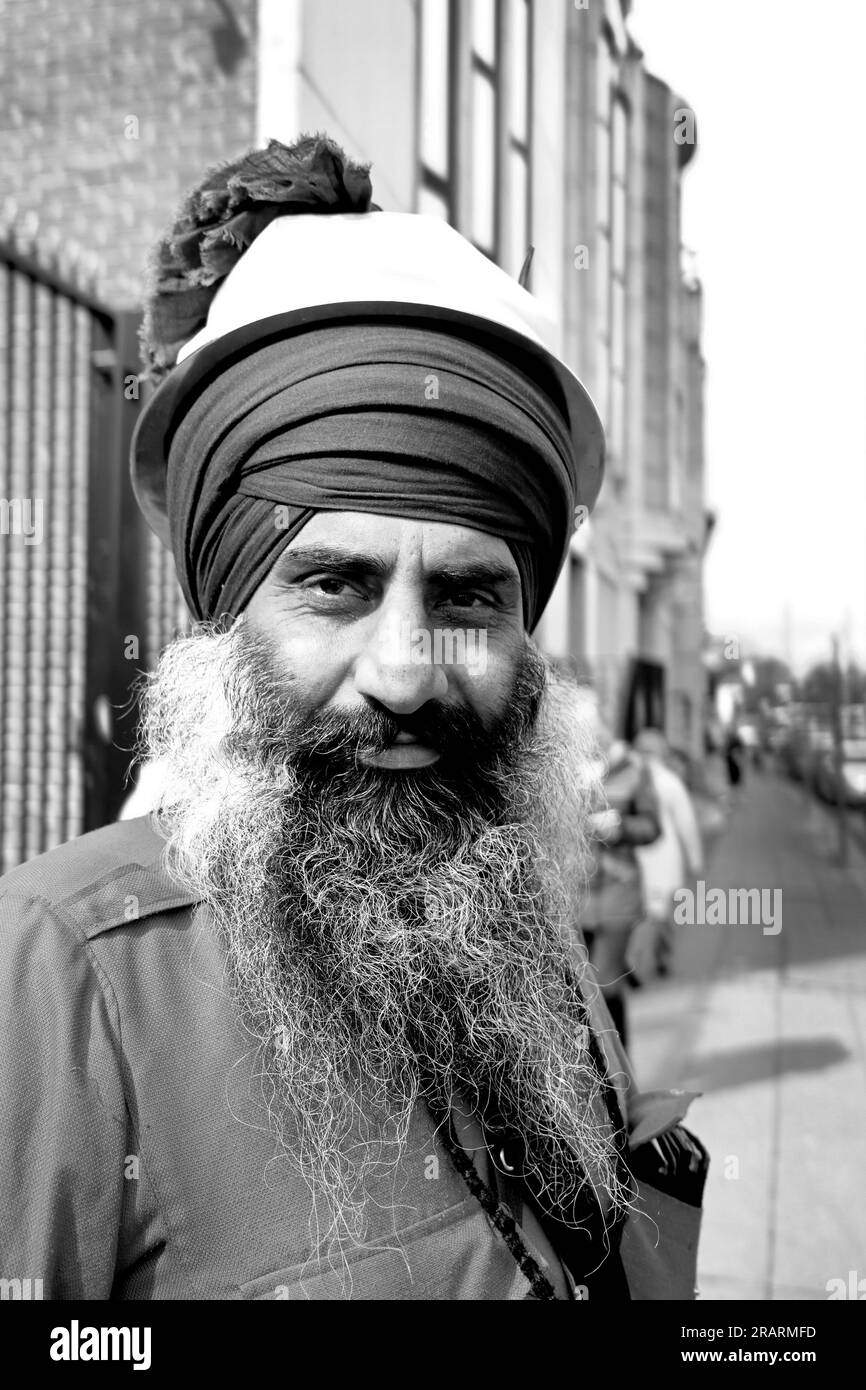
[0,229,181,871]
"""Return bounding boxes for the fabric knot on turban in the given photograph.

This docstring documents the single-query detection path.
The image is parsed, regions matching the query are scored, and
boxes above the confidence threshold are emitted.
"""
[164,320,578,630]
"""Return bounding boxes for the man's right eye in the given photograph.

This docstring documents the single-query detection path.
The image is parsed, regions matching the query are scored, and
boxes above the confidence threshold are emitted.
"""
[296,574,370,606]
[305,576,351,595]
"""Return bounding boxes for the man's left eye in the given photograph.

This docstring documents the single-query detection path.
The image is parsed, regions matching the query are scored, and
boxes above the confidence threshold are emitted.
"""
[443,591,491,610]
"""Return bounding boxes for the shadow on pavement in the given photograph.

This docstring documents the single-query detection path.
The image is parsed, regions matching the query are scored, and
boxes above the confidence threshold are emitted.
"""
[678,1036,849,1093]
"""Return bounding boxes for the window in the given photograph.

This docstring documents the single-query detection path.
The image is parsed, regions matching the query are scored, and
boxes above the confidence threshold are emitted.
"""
[507,144,529,275]
[472,0,497,65]
[472,65,498,251]
[419,0,454,220]
[505,0,531,278]
[595,33,614,423]
[417,1,533,276]
[595,30,629,467]
[609,94,629,469]
[470,0,500,255]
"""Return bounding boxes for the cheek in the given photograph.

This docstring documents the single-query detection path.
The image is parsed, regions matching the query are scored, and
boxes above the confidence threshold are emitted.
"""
[244,600,351,707]
[453,636,523,722]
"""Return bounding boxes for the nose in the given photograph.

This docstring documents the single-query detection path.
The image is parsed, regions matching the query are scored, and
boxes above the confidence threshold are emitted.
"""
[352,593,448,716]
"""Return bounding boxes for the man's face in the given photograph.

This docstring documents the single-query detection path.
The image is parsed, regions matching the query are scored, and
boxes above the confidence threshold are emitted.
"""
[243,511,527,771]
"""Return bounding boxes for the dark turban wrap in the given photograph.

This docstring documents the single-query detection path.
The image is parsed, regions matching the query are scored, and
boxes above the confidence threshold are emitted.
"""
[164,321,578,629]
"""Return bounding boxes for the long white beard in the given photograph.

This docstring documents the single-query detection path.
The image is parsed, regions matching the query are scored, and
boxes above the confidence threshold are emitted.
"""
[138,617,633,1260]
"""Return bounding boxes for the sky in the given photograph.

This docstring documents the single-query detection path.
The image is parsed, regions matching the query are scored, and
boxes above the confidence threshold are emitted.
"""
[629,0,866,676]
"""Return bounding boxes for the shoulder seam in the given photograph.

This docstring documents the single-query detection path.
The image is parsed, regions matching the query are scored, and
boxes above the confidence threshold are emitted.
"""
[0,878,200,937]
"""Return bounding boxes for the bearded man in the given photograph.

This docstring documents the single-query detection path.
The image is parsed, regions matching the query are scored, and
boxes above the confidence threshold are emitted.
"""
[0,136,706,1301]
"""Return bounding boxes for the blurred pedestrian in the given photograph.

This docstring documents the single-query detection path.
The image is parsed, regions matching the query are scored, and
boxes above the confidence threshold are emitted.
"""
[724,725,746,791]
[581,725,661,1049]
[630,728,704,981]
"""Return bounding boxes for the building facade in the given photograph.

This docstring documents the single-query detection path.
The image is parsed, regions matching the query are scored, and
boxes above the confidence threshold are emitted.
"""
[555,2,707,757]
[0,0,707,866]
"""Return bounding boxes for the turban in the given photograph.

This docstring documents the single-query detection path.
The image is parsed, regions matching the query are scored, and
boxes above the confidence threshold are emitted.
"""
[132,136,606,621]
[164,319,578,630]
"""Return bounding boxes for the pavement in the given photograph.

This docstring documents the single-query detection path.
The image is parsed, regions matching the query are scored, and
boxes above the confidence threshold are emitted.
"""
[627,768,866,1302]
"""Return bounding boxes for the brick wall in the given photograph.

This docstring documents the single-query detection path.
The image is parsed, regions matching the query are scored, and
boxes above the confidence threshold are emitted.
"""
[0,0,258,309]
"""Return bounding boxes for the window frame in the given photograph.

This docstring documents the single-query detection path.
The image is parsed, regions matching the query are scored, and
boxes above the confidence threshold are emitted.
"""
[416,0,534,277]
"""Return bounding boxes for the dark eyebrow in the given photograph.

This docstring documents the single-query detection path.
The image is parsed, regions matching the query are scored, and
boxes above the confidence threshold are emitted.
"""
[275,545,519,592]
[275,545,390,578]
[426,562,519,592]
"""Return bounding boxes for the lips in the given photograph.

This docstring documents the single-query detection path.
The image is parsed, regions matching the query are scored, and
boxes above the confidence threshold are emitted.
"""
[357,742,441,771]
